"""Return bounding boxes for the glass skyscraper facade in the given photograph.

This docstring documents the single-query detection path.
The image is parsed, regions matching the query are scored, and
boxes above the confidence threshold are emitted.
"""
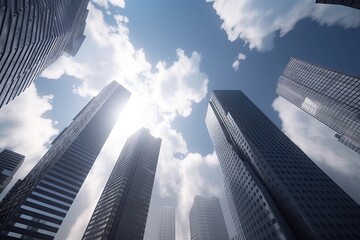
[82,128,161,240]
[205,90,360,240]
[189,196,229,240]
[0,0,89,108]
[316,0,360,9]
[277,57,360,154]
[0,81,130,239]
[158,206,175,240]
[0,149,24,194]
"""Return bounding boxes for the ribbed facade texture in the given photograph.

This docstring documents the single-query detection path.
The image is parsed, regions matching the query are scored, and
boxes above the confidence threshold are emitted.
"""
[205,90,360,240]
[231,233,244,240]
[189,196,229,240]
[0,81,130,239]
[0,0,89,108]
[316,0,360,9]
[277,58,360,154]
[82,128,161,240]
[158,206,175,240]
[0,149,24,194]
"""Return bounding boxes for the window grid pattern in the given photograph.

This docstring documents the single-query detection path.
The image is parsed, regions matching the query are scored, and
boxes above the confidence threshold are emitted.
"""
[315,0,360,9]
[0,149,24,194]
[277,58,360,153]
[0,82,130,239]
[82,128,161,240]
[158,206,175,240]
[206,103,290,240]
[206,90,360,240]
[0,0,89,109]
[189,196,230,240]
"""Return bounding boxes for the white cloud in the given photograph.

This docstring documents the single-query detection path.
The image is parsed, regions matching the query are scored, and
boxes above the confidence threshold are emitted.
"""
[42,4,209,120]
[92,0,125,9]
[42,4,148,97]
[58,122,126,240]
[206,0,360,51]
[174,152,223,239]
[57,115,224,239]
[41,56,91,80]
[152,49,208,120]
[55,104,224,239]
[41,2,359,237]
[40,3,221,240]
[0,84,58,190]
[272,96,360,204]
[232,53,246,71]
[154,141,223,239]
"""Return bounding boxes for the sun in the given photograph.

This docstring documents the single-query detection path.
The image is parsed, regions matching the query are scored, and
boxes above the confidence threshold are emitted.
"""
[115,93,152,138]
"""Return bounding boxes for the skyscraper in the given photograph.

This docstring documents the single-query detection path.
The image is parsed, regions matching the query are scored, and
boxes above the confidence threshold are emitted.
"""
[82,128,161,240]
[158,206,175,240]
[0,0,90,108]
[0,149,24,194]
[277,57,360,154]
[189,196,229,240]
[205,90,360,240]
[0,81,130,239]
[315,0,360,9]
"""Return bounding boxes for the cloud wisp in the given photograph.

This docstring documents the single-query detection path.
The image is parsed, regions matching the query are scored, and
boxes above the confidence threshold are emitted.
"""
[232,53,246,71]
[40,3,223,240]
[206,0,360,51]
[0,84,59,197]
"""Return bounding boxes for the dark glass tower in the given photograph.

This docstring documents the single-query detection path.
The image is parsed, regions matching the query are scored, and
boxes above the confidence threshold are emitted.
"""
[0,149,24,194]
[315,0,360,9]
[189,196,229,240]
[82,128,161,240]
[205,90,360,240]
[0,81,130,239]
[277,57,360,154]
[0,0,90,108]
[158,206,175,240]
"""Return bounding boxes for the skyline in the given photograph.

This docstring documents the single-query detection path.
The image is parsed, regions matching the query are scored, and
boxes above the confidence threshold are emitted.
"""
[0,0,360,239]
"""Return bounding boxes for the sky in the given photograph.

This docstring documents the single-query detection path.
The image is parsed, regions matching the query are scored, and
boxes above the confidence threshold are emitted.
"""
[0,1,359,239]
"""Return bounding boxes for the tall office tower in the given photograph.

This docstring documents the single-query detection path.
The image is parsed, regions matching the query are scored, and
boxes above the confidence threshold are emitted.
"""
[0,81,130,239]
[0,0,90,108]
[189,196,229,240]
[0,149,24,194]
[277,57,360,154]
[82,128,161,240]
[315,0,360,9]
[205,90,360,240]
[158,206,175,240]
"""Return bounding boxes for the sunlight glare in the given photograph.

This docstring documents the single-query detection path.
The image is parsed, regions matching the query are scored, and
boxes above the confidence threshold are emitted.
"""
[115,93,153,139]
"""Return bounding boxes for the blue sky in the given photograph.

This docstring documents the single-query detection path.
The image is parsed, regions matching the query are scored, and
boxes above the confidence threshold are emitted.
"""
[0,0,359,239]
